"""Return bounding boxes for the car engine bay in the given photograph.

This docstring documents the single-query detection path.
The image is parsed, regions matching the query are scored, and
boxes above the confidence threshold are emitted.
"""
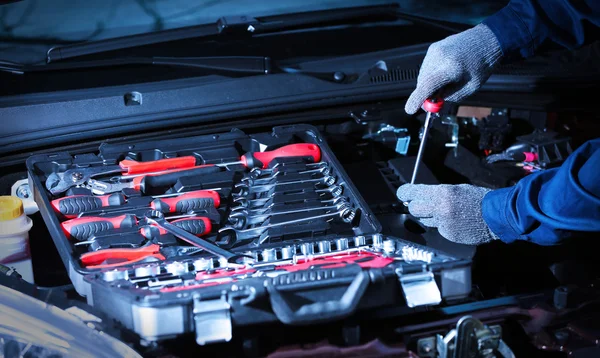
[1,96,599,358]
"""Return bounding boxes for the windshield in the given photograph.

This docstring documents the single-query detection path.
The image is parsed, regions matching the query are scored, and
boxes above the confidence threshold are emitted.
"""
[1,0,507,64]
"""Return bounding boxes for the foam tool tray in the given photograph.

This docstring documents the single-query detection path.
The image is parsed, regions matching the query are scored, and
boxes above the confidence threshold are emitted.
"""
[27,125,471,346]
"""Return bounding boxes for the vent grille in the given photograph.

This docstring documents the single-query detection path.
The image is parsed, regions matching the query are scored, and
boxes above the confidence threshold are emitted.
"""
[370,68,419,84]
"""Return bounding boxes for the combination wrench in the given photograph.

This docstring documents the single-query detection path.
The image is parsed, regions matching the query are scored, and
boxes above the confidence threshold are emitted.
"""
[228,198,350,228]
[233,175,337,197]
[218,206,356,241]
[246,161,328,180]
[241,166,331,186]
[232,184,344,209]
[230,196,346,215]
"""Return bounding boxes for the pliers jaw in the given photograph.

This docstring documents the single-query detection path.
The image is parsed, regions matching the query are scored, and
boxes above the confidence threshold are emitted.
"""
[46,166,121,195]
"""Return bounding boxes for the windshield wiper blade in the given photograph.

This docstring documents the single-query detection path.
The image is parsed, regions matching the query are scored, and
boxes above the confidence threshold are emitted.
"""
[46,3,401,63]
[1,56,272,75]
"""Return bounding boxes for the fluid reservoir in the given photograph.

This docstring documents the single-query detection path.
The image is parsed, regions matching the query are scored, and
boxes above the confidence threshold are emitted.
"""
[0,196,34,283]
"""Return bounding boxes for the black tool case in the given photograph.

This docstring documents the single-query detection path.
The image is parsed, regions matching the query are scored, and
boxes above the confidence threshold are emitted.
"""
[27,124,472,346]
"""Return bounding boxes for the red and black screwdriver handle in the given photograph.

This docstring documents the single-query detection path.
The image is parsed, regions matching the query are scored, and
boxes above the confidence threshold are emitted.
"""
[422,97,444,113]
[62,214,211,241]
[150,190,220,212]
[51,193,127,218]
[52,189,220,218]
[130,165,221,192]
[241,143,321,169]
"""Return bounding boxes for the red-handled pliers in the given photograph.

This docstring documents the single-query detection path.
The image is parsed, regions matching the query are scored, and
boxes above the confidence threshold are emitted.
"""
[80,243,202,269]
[46,156,199,195]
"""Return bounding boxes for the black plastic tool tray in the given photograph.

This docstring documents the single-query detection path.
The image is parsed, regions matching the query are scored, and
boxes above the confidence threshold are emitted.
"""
[27,125,381,295]
[27,125,472,346]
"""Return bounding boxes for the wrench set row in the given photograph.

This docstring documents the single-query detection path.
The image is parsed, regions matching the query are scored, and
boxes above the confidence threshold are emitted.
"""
[221,161,357,244]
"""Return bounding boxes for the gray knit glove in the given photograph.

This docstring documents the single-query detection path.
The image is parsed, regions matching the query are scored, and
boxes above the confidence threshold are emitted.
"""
[405,24,503,114]
[396,184,499,245]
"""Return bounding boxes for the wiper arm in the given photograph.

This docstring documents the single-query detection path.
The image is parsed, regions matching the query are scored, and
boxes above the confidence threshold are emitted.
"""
[1,56,272,75]
[47,3,402,63]
[1,55,354,84]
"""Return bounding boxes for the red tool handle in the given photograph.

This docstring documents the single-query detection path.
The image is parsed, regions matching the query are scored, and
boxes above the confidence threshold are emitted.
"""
[61,214,138,241]
[80,243,164,268]
[150,190,221,213]
[422,98,444,113]
[241,143,322,169]
[51,193,126,218]
[130,165,219,191]
[119,156,197,175]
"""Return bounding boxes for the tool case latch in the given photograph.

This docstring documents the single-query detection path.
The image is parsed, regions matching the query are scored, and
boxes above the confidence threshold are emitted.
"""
[193,295,232,346]
[397,269,442,308]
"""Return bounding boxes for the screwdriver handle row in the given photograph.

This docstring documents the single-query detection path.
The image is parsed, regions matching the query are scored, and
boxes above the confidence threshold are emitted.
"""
[52,190,220,218]
[62,215,211,241]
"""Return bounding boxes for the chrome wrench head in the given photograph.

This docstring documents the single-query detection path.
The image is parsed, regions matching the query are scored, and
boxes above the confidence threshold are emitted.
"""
[338,206,356,223]
[321,175,336,186]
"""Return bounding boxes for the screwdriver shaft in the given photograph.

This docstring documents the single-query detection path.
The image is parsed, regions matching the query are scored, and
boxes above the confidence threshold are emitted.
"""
[215,160,243,167]
[410,112,433,184]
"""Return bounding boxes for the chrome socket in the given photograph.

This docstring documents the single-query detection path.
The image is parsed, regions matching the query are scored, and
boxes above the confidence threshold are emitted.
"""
[135,265,161,277]
[262,248,277,262]
[383,239,396,254]
[300,242,314,256]
[318,240,331,253]
[354,236,366,247]
[336,238,349,251]
[193,258,214,272]
[166,261,189,275]
[281,246,295,259]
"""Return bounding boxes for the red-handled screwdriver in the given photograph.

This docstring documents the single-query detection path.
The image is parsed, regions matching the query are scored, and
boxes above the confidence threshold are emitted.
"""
[150,190,220,213]
[63,215,212,241]
[216,143,321,169]
[410,98,444,184]
[117,156,198,175]
[87,165,221,195]
[52,190,220,218]
[52,193,127,218]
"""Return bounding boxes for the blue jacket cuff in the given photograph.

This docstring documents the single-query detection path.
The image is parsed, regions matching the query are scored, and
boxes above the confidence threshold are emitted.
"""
[482,188,521,244]
[483,4,535,58]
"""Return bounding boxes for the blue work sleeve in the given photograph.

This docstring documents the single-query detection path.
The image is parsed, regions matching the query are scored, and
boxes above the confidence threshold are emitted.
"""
[482,138,600,245]
[483,0,600,59]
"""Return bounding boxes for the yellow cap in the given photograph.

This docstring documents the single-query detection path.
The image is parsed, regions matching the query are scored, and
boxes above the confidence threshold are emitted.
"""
[0,196,24,221]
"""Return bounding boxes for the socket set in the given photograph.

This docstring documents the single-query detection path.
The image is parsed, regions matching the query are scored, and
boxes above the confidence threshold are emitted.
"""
[27,125,471,346]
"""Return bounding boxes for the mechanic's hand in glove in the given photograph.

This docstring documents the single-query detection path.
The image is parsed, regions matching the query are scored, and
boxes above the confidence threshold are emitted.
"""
[405,24,503,114]
[397,184,499,245]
